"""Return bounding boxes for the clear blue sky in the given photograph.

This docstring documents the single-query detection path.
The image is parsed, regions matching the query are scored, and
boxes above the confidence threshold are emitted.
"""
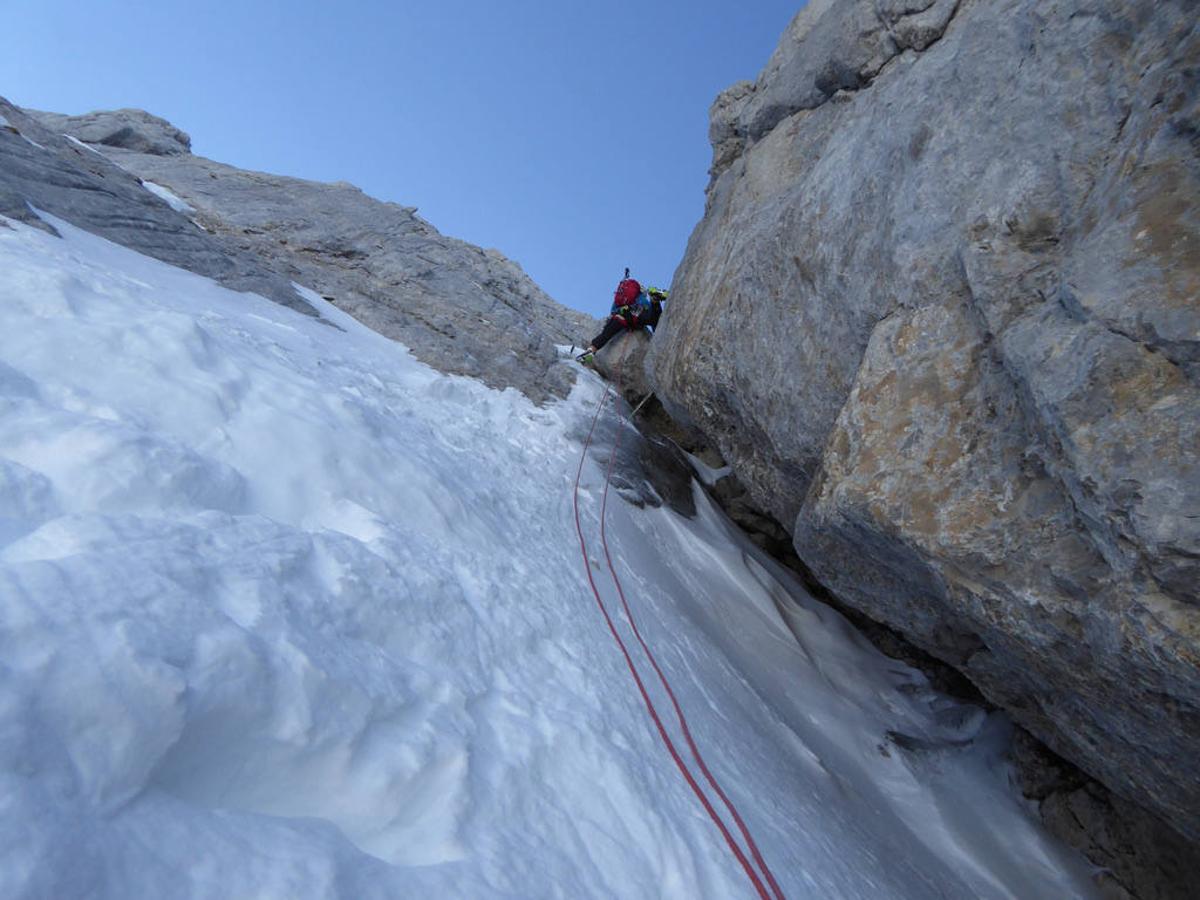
[2,1,801,317]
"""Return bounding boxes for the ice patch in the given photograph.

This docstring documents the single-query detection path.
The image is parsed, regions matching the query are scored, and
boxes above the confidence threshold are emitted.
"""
[683,449,732,486]
[64,134,106,156]
[141,180,195,214]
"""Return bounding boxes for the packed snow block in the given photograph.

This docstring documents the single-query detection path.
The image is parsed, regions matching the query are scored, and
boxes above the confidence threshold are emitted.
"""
[648,0,1200,850]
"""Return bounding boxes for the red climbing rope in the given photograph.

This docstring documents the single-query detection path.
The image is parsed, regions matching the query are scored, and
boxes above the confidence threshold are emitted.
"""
[570,378,778,900]
[599,395,787,900]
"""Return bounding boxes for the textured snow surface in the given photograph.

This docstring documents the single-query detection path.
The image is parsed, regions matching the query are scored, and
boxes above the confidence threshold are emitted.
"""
[0,216,1098,899]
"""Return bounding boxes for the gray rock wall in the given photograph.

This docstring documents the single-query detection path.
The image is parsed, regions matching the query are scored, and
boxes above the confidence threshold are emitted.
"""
[2,99,596,402]
[78,144,598,402]
[0,100,315,316]
[647,0,1200,842]
[593,328,655,403]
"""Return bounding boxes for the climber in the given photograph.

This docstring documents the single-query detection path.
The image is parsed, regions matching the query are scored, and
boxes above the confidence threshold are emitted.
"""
[644,285,666,330]
[579,274,668,361]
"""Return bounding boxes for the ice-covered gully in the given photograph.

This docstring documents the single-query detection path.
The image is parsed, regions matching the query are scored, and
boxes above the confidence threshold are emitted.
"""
[0,216,1097,898]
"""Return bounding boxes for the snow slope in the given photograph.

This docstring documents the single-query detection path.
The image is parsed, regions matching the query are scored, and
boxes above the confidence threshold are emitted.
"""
[0,215,1098,899]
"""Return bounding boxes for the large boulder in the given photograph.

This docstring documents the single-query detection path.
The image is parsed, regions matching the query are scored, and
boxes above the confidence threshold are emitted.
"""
[648,0,1200,843]
[592,328,654,404]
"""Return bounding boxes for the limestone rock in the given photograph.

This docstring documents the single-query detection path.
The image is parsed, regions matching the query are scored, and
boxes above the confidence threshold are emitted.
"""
[592,329,654,404]
[91,143,597,402]
[30,107,191,155]
[1011,729,1200,900]
[648,0,1200,844]
[707,0,960,184]
[6,102,594,402]
[708,80,756,186]
[0,99,314,315]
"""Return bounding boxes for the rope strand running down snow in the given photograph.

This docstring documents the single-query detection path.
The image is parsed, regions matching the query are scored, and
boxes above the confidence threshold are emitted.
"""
[599,386,787,900]
[570,372,775,900]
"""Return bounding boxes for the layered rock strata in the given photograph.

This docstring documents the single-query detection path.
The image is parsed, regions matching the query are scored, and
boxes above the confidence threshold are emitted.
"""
[648,0,1200,848]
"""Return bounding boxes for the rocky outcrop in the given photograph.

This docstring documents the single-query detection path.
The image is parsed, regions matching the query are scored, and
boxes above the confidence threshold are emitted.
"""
[707,0,961,187]
[2,99,594,402]
[1011,730,1200,900]
[28,107,192,156]
[0,99,315,316]
[592,329,655,404]
[648,0,1200,853]
[82,140,596,401]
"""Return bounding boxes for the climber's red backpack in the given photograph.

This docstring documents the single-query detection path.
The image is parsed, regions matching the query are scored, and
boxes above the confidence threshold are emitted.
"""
[614,278,641,306]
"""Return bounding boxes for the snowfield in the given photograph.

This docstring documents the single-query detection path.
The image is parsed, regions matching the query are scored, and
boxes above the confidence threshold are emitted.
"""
[0,215,1098,898]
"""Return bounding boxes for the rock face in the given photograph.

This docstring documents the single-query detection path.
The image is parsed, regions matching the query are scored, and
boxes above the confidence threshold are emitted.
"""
[28,107,192,156]
[592,328,655,403]
[648,0,1200,845]
[1,99,595,402]
[0,100,315,317]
